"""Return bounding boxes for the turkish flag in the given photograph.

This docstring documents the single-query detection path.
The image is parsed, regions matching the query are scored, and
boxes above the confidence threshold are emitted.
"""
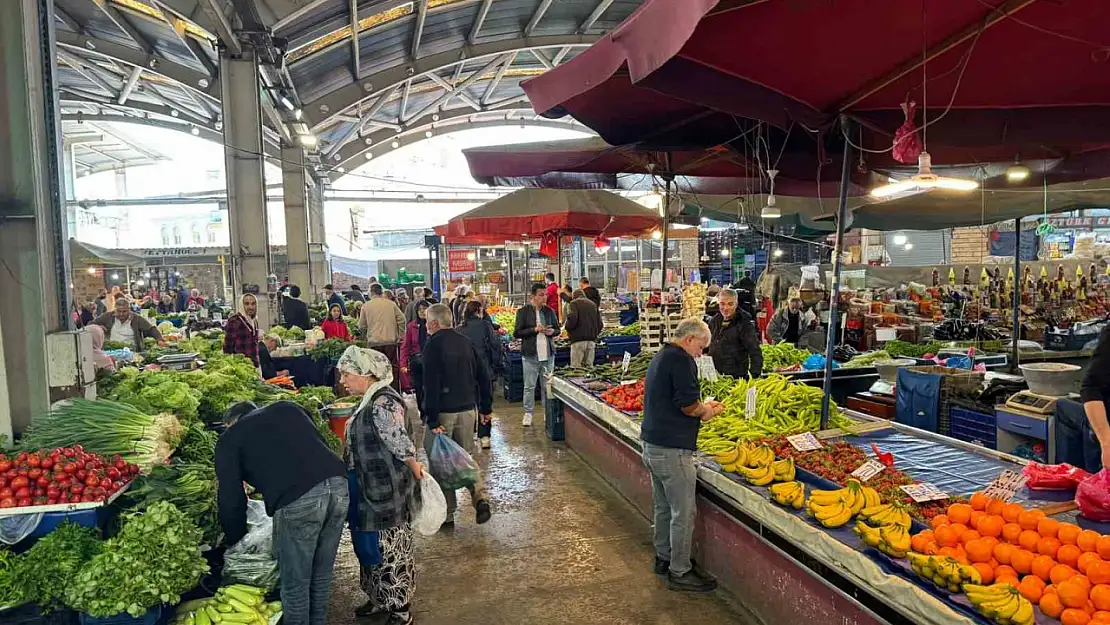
[539,231,559,258]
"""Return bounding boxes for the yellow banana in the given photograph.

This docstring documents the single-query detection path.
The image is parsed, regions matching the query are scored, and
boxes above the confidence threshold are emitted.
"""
[735,444,750,468]
[854,521,882,547]
[739,464,775,486]
[861,504,889,519]
[992,594,1021,621]
[791,490,805,509]
[1011,599,1033,625]
[820,506,853,528]
[809,489,846,505]
[772,458,796,481]
[720,463,738,473]
[714,447,739,465]
[862,486,881,508]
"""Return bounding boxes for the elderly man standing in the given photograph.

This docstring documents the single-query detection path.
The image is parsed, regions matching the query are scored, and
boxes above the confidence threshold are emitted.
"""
[92,297,163,352]
[565,289,602,368]
[421,303,493,525]
[359,283,407,390]
[642,318,724,592]
[707,288,763,379]
[768,297,809,346]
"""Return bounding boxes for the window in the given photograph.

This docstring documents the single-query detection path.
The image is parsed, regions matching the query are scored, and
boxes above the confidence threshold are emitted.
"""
[207,228,216,244]
[172,225,182,245]
[191,223,201,245]
[160,225,170,246]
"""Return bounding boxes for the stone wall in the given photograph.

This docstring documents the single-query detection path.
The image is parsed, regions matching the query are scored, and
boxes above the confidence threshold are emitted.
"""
[950,227,990,264]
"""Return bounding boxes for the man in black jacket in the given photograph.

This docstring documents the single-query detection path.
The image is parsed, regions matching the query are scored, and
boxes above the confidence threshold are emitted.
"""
[421,303,493,524]
[578,277,602,310]
[513,282,561,427]
[216,401,347,624]
[707,288,763,379]
[282,285,313,330]
[1082,326,1110,470]
[565,289,602,368]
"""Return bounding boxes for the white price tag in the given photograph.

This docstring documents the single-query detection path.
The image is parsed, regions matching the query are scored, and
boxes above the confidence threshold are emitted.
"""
[696,356,719,381]
[213,312,223,322]
[900,483,949,503]
[745,387,757,418]
[786,432,822,452]
[622,351,632,374]
[851,459,886,482]
[981,470,1027,502]
[876,327,897,341]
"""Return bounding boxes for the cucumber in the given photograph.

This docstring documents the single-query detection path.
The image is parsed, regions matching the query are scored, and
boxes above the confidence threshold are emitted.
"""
[220,612,258,623]
[225,587,262,606]
[227,597,255,613]
[205,605,224,623]
[195,610,211,625]
[217,602,234,613]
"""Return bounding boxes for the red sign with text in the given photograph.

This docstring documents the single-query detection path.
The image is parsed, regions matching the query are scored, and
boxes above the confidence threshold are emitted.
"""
[447,249,476,272]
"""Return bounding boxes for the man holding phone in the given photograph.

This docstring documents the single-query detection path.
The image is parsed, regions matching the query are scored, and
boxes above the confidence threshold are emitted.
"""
[642,318,724,593]
[513,282,562,427]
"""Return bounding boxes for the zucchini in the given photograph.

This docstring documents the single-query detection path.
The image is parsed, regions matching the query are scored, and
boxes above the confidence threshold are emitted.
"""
[196,609,211,625]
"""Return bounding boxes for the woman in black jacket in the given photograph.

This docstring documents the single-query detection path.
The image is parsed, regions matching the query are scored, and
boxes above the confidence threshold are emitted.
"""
[458,300,500,448]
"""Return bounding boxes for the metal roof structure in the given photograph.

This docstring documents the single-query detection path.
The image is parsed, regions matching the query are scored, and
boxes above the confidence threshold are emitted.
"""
[53,0,637,177]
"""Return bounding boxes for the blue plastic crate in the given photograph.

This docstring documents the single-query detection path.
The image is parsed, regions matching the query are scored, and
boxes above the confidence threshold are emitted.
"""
[79,606,169,625]
[948,406,997,449]
[27,508,98,540]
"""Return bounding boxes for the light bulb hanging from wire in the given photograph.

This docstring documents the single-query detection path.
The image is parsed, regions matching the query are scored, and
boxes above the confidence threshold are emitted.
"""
[761,169,782,218]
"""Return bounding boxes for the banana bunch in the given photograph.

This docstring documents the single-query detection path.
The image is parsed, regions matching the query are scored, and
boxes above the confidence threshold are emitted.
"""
[806,480,880,528]
[737,463,775,486]
[712,442,749,472]
[858,502,911,529]
[854,521,910,556]
[771,457,795,482]
[769,481,805,509]
[908,553,982,594]
[964,583,1034,625]
[747,445,774,468]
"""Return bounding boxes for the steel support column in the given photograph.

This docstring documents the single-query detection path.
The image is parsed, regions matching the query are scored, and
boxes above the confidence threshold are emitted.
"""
[281,145,311,296]
[0,0,71,433]
[220,46,275,327]
[307,181,329,300]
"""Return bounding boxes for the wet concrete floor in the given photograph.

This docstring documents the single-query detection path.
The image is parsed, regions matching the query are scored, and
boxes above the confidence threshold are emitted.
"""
[329,397,757,625]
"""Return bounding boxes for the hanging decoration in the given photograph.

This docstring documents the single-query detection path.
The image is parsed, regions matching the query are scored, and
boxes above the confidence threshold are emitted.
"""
[892,99,923,165]
[593,235,611,255]
[539,231,559,258]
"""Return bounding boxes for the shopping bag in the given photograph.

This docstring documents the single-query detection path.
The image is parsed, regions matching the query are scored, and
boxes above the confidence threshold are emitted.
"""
[1023,462,1092,490]
[223,499,280,589]
[428,433,479,490]
[412,473,447,536]
[1076,469,1110,521]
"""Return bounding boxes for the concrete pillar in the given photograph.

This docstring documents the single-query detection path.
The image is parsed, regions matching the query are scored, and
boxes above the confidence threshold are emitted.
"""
[220,46,274,327]
[281,146,311,295]
[307,182,329,300]
[0,0,72,433]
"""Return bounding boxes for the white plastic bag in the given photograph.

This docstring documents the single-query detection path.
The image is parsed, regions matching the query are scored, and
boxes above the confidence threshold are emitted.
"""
[224,499,279,589]
[412,474,447,536]
[0,512,43,545]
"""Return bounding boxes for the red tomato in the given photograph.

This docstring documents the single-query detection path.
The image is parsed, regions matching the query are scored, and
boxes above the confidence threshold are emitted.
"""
[0,489,12,499]
[10,477,29,489]
[68,495,80,503]
[13,488,30,499]
[62,462,77,474]
[106,468,121,480]
[76,469,87,480]
[45,486,60,499]
[35,477,48,488]
[40,458,54,471]
[45,498,57,505]
[26,454,40,468]
[63,448,75,458]
[85,475,99,487]
[70,484,84,495]
[27,468,41,480]
[15,498,30,507]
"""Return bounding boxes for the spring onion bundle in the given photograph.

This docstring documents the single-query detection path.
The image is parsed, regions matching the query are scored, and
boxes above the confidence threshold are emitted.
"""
[21,399,182,471]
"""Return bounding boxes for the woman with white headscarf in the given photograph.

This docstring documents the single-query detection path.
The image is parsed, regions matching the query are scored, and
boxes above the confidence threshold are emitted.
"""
[86,324,116,372]
[337,346,424,625]
[223,293,261,367]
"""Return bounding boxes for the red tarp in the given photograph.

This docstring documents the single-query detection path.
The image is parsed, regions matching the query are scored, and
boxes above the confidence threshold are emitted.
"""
[444,188,661,239]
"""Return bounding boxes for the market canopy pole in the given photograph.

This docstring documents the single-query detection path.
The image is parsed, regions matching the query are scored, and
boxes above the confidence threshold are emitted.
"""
[1012,218,1021,373]
[821,117,856,430]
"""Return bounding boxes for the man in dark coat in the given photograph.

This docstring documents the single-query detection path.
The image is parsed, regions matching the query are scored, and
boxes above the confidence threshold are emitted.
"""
[565,289,602,368]
[282,285,312,330]
[578,277,602,310]
[707,288,763,379]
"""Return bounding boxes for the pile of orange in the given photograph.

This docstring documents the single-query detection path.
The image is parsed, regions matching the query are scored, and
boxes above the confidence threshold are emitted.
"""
[912,492,1110,625]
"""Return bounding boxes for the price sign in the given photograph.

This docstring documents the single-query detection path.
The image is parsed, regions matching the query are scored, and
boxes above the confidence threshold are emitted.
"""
[851,459,886,482]
[745,387,757,418]
[695,356,719,381]
[786,432,822,452]
[900,483,949,503]
[621,351,632,374]
[981,470,1028,502]
[212,312,222,322]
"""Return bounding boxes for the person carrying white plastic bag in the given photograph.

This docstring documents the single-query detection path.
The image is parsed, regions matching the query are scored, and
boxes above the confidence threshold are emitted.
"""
[338,346,427,625]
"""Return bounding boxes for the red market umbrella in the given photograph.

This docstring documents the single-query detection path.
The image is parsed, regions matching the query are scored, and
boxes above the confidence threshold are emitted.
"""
[445,188,661,240]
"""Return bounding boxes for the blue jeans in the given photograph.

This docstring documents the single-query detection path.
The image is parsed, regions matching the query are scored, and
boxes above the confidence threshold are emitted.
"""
[522,356,554,414]
[273,476,349,625]
[641,443,697,575]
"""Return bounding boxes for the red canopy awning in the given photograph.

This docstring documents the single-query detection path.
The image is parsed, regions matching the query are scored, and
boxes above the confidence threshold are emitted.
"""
[445,188,661,239]
[523,0,1110,169]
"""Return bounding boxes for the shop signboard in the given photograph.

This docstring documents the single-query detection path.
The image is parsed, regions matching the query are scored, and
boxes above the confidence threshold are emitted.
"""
[1046,216,1110,229]
[447,249,476,272]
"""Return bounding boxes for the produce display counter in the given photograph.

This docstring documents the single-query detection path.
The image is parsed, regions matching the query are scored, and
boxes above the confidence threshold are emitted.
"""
[551,376,1090,625]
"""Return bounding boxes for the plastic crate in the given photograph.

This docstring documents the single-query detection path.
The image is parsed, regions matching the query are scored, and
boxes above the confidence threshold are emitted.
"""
[79,606,169,625]
[544,397,565,441]
[908,366,984,436]
[27,508,98,540]
[948,406,997,449]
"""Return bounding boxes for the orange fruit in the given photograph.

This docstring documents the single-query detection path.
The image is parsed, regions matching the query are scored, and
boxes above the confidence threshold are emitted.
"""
[1062,545,1086,568]
[1019,529,1042,551]
[981,536,1000,551]
[948,503,973,525]
[1012,549,1036,575]
[978,515,1004,539]
[969,510,986,530]
[1081,530,1103,553]
[996,574,1020,588]
[1019,578,1044,604]
[1063,607,1093,625]
[1077,576,1095,592]
[994,542,1015,565]
[1095,612,1110,625]
[1041,518,1063,538]
[1093,585,1110,611]
[1062,579,1093,608]
[1041,537,1064,558]
[1091,561,1110,585]
[1098,537,1110,560]
[954,544,969,564]
[1024,574,1048,588]
[931,514,950,530]
[970,492,991,511]
[996,565,1019,580]
[922,541,939,555]
[1081,553,1105,574]
[960,529,982,545]
[1019,509,1047,531]
[1061,524,1084,546]
[1002,502,1025,523]
[1053,564,1082,584]
[966,539,993,564]
[1034,555,1060,581]
[1091,602,1101,617]
[972,562,995,584]
[935,525,959,548]
[1002,522,1023,544]
[1042,593,1066,618]
[987,498,1006,516]
[1048,584,1061,595]
[949,523,970,539]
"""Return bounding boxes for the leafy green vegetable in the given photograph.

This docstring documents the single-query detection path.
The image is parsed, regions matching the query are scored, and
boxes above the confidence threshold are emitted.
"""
[21,400,182,469]
[104,369,201,423]
[309,338,352,362]
[124,462,220,546]
[20,522,102,611]
[177,422,217,465]
[67,501,209,617]
[102,340,130,351]
[0,549,25,608]
[884,340,945,358]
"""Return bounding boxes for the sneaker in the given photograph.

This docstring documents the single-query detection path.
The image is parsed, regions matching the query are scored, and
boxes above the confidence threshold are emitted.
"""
[476,500,492,524]
[522,413,533,427]
[354,601,382,617]
[480,436,491,449]
[653,557,670,575]
[385,611,413,625]
[667,569,718,593]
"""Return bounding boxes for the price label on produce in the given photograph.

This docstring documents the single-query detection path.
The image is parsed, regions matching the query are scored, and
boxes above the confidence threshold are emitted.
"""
[981,470,1027,502]
[622,351,632,374]
[851,459,886,482]
[745,387,757,418]
[900,483,949,503]
[786,432,822,452]
[696,356,719,381]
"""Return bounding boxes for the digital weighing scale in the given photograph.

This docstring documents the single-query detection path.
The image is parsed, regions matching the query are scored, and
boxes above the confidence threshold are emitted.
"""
[154,352,200,371]
[1004,390,1061,415]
